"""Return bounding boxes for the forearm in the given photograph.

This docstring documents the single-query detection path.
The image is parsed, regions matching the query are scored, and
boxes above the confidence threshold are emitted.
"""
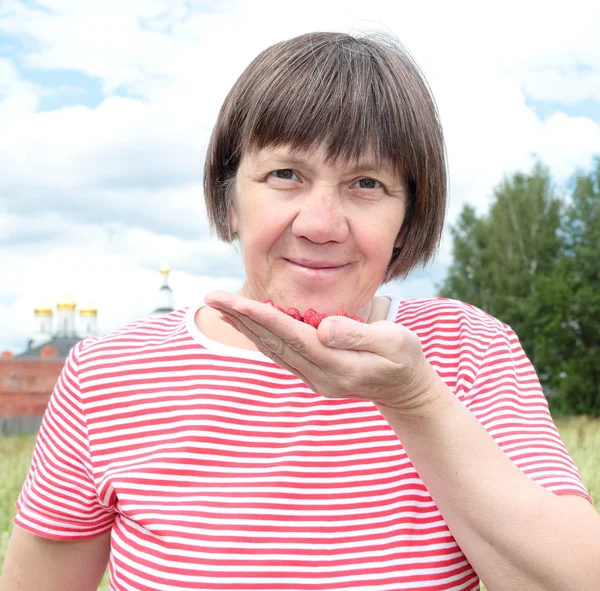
[376,375,600,591]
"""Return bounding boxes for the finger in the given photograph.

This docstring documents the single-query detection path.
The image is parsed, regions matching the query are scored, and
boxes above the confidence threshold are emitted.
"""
[318,316,411,358]
[206,291,296,334]
[207,293,331,366]
[216,309,320,392]
[204,290,247,311]
[206,292,361,381]
[217,311,240,331]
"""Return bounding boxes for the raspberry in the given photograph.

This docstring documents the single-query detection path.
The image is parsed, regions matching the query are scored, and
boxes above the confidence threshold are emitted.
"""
[335,310,364,322]
[303,308,318,324]
[304,309,327,328]
[285,307,303,321]
[263,301,362,326]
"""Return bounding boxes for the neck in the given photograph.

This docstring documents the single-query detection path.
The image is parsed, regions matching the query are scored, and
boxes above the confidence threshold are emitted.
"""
[195,296,392,352]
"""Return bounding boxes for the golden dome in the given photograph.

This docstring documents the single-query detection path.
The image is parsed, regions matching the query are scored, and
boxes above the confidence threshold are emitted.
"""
[80,304,98,317]
[56,295,76,311]
[35,299,53,316]
[160,264,170,276]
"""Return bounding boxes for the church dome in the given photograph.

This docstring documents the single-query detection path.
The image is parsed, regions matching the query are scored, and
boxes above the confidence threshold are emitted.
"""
[56,296,76,311]
[79,304,98,317]
[34,299,53,316]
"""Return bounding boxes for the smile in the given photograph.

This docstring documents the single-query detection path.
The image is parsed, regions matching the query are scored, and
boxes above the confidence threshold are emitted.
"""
[285,258,349,274]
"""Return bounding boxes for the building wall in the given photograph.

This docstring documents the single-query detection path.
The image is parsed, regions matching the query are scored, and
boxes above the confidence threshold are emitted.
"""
[0,359,63,435]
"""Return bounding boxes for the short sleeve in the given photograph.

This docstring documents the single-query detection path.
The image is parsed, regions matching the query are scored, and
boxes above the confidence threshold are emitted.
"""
[462,325,593,504]
[14,341,115,540]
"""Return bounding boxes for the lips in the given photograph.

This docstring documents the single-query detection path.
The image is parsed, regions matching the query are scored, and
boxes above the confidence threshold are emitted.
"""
[286,258,347,270]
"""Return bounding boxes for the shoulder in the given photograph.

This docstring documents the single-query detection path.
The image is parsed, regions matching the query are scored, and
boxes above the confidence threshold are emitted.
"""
[390,298,519,398]
[391,296,508,343]
[72,307,191,366]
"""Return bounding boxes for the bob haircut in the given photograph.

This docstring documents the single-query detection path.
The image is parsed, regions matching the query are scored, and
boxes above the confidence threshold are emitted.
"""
[204,31,447,281]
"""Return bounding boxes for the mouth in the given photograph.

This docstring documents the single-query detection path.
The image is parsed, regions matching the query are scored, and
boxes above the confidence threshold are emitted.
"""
[285,258,349,272]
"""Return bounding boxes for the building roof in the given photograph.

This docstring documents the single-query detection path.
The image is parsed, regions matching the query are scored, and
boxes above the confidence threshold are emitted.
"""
[15,336,82,360]
[152,307,175,314]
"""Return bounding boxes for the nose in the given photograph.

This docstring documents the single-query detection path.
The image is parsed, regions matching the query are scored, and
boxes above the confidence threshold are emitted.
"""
[291,188,349,244]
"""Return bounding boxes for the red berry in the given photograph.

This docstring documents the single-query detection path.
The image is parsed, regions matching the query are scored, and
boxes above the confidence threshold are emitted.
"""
[305,311,327,328]
[335,310,349,317]
[285,307,303,321]
[303,308,317,318]
[275,305,285,313]
[302,308,318,324]
[351,315,365,323]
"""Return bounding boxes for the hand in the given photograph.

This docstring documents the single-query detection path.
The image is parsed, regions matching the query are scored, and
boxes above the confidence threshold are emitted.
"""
[204,291,443,415]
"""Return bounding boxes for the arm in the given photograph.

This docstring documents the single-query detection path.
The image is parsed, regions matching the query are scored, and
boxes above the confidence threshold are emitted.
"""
[377,383,600,591]
[6,342,115,589]
[0,526,110,591]
[205,292,600,591]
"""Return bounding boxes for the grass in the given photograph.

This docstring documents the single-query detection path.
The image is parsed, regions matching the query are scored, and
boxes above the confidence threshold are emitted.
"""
[0,435,111,589]
[1,418,598,590]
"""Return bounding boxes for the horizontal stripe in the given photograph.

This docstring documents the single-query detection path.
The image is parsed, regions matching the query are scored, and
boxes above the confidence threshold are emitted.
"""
[14,298,591,591]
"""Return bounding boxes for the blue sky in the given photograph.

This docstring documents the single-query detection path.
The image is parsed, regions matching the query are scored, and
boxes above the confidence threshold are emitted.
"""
[526,98,600,122]
[27,70,104,111]
[1,0,600,354]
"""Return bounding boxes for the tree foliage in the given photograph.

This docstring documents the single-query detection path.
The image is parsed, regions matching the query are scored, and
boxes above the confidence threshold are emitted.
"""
[439,158,600,416]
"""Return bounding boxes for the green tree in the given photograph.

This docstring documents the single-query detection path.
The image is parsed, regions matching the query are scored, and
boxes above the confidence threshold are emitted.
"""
[437,204,492,309]
[439,158,600,416]
[439,162,563,369]
[535,158,600,415]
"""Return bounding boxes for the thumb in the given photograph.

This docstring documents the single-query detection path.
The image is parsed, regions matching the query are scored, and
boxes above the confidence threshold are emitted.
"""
[318,317,399,356]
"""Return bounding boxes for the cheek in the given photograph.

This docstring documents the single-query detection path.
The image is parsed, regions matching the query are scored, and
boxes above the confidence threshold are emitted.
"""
[359,220,399,255]
[238,207,289,254]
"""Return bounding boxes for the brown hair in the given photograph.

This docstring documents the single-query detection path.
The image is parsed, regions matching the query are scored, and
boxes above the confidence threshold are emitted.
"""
[204,31,447,281]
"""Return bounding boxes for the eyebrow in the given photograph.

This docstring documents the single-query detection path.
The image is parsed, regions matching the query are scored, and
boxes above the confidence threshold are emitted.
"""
[258,154,390,176]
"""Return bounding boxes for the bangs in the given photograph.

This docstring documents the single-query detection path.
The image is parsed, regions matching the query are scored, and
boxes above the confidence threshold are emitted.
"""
[240,35,421,179]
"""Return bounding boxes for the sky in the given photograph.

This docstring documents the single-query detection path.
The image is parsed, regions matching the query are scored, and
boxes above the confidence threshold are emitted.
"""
[1,0,600,354]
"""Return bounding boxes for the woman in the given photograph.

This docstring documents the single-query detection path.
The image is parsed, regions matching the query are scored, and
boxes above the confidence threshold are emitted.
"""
[2,32,599,591]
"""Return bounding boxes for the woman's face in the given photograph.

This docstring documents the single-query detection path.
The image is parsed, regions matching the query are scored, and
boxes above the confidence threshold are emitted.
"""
[231,144,407,318]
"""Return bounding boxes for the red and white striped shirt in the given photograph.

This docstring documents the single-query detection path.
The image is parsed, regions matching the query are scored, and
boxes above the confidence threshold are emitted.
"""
[15,297,591,591]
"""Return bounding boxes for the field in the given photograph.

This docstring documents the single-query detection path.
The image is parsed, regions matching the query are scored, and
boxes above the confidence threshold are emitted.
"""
[1,417,599,590]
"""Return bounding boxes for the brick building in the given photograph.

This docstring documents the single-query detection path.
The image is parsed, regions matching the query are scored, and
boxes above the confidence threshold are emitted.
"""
[0,358,64,435]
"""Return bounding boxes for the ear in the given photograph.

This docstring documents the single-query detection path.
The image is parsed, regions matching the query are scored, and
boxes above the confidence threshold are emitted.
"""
[394,224,408,249]
[230,203,239,238]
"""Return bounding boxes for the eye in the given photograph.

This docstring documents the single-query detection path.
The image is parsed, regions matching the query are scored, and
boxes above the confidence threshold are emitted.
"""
[270,169,299,181]
[352,178,382,189]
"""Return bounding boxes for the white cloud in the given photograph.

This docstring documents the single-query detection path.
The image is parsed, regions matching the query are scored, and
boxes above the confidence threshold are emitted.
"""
[0,57,40,112]
[1,0,600,353]
[522,69,600,104]
[536,114,600,179]
[0,97,209,193]
[1,224,244,353]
